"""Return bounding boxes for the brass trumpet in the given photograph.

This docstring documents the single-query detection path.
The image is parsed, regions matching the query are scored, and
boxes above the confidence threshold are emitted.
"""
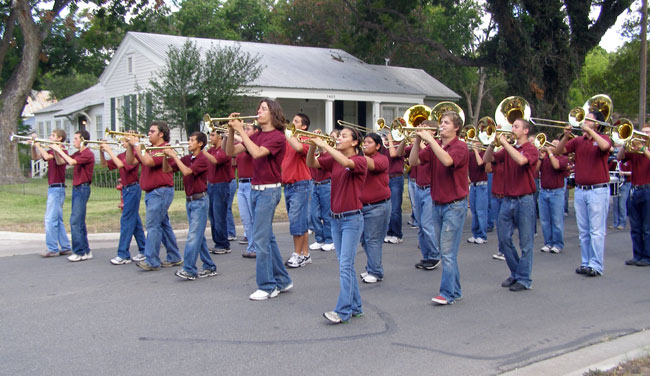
[204,113,259,124]
[105,128,146,139]
[534,133,554,150]
[290,128,336,147]
[142,145,186,157]
[81,138,121,149]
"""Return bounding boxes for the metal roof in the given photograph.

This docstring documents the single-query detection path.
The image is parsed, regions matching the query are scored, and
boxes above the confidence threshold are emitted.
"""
[33,84,104,117]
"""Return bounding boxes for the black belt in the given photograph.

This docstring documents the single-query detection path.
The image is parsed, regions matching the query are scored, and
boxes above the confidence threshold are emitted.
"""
[74,183,90,187]
[633,183,650,190]
[49,183,66,188]
[239,178,251,183]
[389,173,403,178]
[124,182,138,188]
[186,192,207,202]
[330,210,361,219]
[314,179,331,186]
[416,184,430,190]
[363,198,390,207]
[576,183,608,190]
[434,196,466,206]
[505,193,533,199]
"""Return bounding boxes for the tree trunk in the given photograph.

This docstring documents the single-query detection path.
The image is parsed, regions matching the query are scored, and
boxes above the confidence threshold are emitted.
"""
[472,67,487,125]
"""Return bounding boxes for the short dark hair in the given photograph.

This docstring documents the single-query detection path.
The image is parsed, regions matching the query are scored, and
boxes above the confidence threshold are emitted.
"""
[365,133,384,153]
[76,130,91,141]
[442,111,463,136]
[259,98,286,131]
[191,131,207,150]
[53,129,66,143]
[295,113,310,130]
[151,121,170,142]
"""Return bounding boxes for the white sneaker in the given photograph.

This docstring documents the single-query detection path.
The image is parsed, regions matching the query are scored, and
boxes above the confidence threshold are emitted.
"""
[67,254,83,262]
[362,274,381,283]
[81,251,93,261]
[287,254,304,268]
[474,238,486,244]
[550,246,562,254]
[540,245,551,253]
[298,254,312,267]
[492,252,505,261]
[308,229,313,235]
[387,236,403,244]
[132,253,146,262]
[321,243,335,252]
[249,288,280,301]
[110,256,131,265]
[359,272,368,279]
[467,237,477,243]
[280,282,293,293]
[285,252,299,266]
[309,242,324,251]
[383,236,391,243]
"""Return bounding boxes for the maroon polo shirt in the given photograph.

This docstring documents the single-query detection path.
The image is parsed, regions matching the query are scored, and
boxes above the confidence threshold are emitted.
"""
[135,144,174,192]
[172,152,209,196]
[47,149,67,185]
[491,161,505,196]
[494,142,538,197]
[565,134,611,185]
[388,155,404,176]
[281,142,311,184]
[310,152,332,182]
[360,152,390,204]
[468,150,487,183]
[107,152,140,186]
[236,151,254,179]
[623,152,650,186]
[71,148,95,186]
[318,154,367,213]
[420,137,469,204]
[539,154,568,189]
[207,147,233,184]
[249,129,286,185]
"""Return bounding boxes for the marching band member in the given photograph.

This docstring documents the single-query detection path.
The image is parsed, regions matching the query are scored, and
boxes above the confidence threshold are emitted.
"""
[163,131,218,280]
[536,140,569,254]
[283,113,314,268]
[30,129,72,258]
[358,133,391,284]
[308,130,338,253]
[383,132,404,244]
[126,121,183,271]
[205,130,233,255]
[411,111,468,305]
[99,136,146,264]
[484,118,538,291]
[50,130,95,262]
[236,122,259,258]
[307,127,367,324]
[617,123,650,267]
[227,164,238,242]
[467,140,488,245]
[487,160,506,261]
[556,111,612,277]
[226,99,292,301]
[608,158,631,230]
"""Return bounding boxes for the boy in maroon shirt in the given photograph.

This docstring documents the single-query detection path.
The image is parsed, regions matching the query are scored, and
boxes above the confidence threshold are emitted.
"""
[204,130,233,255]
[536,139,569,254]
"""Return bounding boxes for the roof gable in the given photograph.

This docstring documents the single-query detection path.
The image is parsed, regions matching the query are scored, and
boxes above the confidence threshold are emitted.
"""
[33,84,104,117]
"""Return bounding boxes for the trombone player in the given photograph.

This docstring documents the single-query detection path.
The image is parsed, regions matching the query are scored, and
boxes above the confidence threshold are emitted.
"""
[536,139,569,255]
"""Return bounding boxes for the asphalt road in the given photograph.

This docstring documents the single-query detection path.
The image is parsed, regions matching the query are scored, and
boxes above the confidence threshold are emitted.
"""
[1,212,648,376]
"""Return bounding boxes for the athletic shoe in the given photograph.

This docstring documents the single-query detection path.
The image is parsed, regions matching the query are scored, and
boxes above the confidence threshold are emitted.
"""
[308,229,313,235]
[321,243,335,252]
[211,247,231,255]
[636,260,650,267]
[359,272,369,279]
[280,282,293,293]
[81,251,93,261]
[625,258,639,265]
[585,267,602,277]
[285,252,300,266]
[298,254,312,267]
[287,254,304,268]
[67,254,83,262]
[575,265,588,274]
[110,256,131,265]
[132,253,146,262]
[387,236,403,244]
[59,250,72,256]
[238,237,248,245]
[509,282,529,291]
[383,236,391,243]
[486,227,494,233]
[540,245,551,253]
[228,236,237,241]
[492,252,505,261]
[608,225,616,229]
[323,311,347,324]
[41,251,60,258]
[352,312,364,318]
[432,295,452,305]
[249,288,279,301]
[415,260,425,269]
[550,246,562,254]
[474,238,487,244]
[136,261,160,271]
[175,269,197,281]
[423,259,441,270]
[242,251,256,258]
[362,274,382,283]
[161,259,183,268]
[198,269,218,278]
[309,242,324,251]
[501,277,516,288]
[616,226,625,230]
[467,237,477,243]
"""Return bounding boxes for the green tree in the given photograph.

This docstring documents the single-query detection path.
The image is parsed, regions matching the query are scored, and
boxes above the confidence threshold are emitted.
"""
[149,40,262,137]
[567,47,611,110]
[42,71,98,101]
[605,40,650,119]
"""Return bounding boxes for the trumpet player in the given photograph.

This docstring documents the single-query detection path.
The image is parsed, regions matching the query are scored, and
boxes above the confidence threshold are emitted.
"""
[383,132,404,244]
[99,134,146,264]
[617,123,650,267]
[536,140,569,254]
[467,139,488,245]
[49,130,95,262]
[555,111,612,277]
[204,129,233,255]
[30,129,72,258]
[126,121,183,271]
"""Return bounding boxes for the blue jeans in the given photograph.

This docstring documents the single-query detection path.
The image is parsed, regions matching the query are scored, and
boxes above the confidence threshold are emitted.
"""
[413,186,440,261]
[564,178,570,215]
[251,187,291,292]
[487,173,495,229]
[387,175,404,238]
[237,181,255,253]
[469,184,488,240]
[208,182,230,249]
[408,179,418,226]
[227,179,237,237]
[361,200,390,279]
[331,212,364,321]
[574,187,609,273]
[538,188,565,249]
[612,182,631,228]
[182,196,216,276]
[284,180,311,235]
[117,183,146,259]
[628,187,650,262]
[45,186,70,253]
[144,187,182,267]
[432,198,467,303]
[70,185,91,255]
[310,182,332,244]
[498,195,536,288]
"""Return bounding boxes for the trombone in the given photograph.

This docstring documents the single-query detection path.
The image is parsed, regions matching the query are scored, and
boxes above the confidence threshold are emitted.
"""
[534,133,554,150]
[204,113,259,124]
[81,138,121,150]
[287,126,336,147]
[142,145,186,157]
[612,118,649,153]
[203,114,231,133]
[337,120,372,133]
[530,94,615,131]
[491,96,526,147]
[460,126,487,150]
[105,128,146,139]
[10,133,73,148]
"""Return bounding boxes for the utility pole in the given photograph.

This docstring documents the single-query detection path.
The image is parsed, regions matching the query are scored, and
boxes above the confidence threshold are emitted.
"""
[640,0,648,127]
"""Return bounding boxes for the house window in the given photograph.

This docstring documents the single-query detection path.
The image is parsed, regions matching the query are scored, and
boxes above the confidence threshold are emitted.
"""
[64,120,72,136]
[38,122,44,138]
[343,101,357,123]
[96,115,103,140]
[381,105,410,123]
[55,120,61,130]
[115,97,123,131]
[46,121,52,137]
[127,56,134,75]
